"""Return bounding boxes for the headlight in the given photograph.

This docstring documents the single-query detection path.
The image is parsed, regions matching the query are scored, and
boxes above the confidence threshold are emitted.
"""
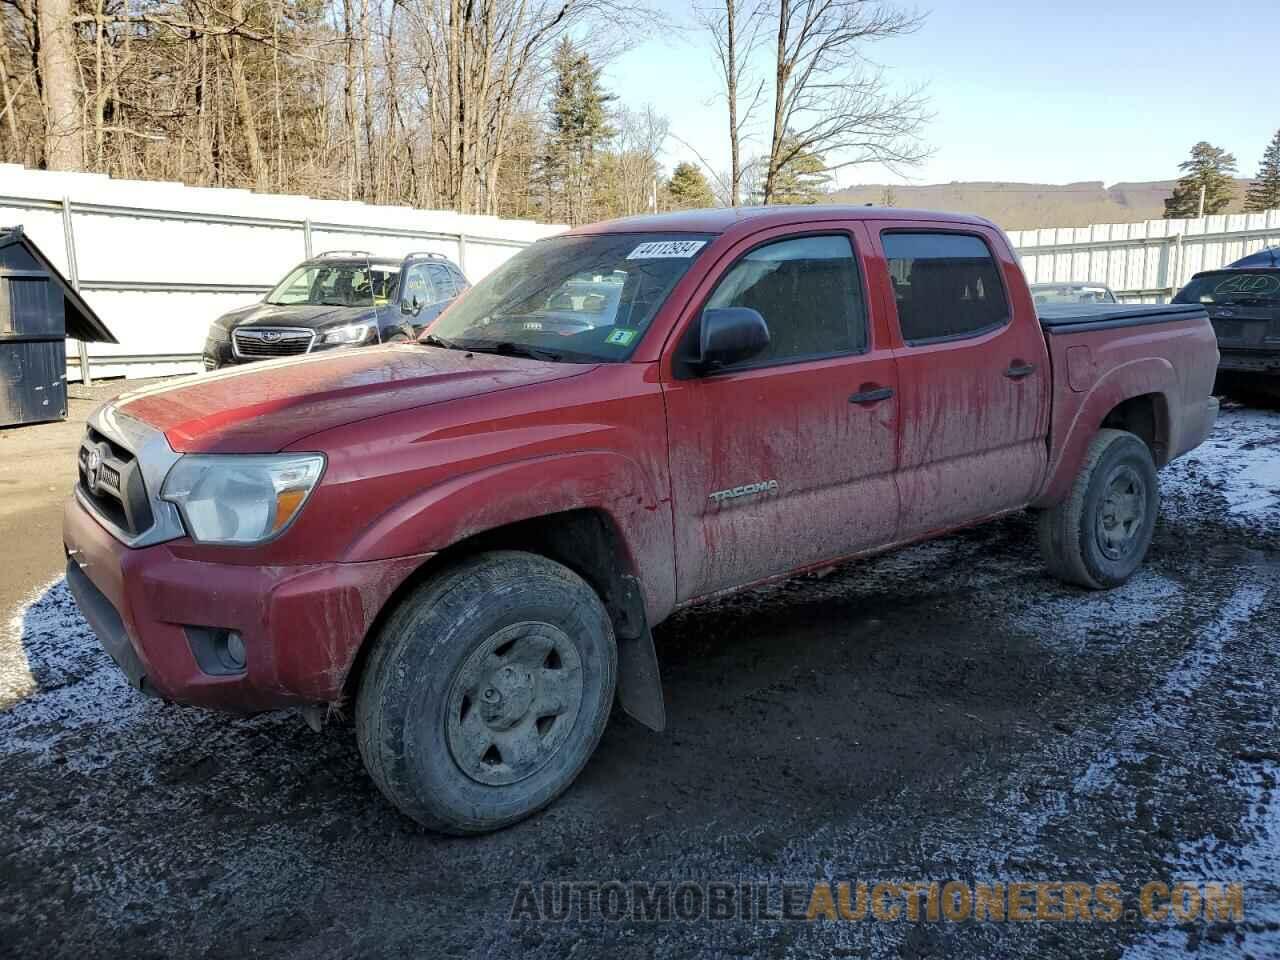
[161,454,325,544]
[319,321,377,345]
[208,325,231,342]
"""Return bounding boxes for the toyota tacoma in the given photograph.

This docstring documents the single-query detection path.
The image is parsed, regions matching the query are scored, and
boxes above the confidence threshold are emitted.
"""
[64,206,1219,833]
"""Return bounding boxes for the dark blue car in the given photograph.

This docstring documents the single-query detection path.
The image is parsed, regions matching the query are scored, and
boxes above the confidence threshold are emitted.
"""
[203,251,469,370]
[1173,246,1280,402]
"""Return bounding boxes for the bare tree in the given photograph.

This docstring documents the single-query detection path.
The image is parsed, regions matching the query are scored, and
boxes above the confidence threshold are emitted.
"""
[37,0,83,168]
[611,104,668,216]
[694,0,766,206]
[762,0,928,204]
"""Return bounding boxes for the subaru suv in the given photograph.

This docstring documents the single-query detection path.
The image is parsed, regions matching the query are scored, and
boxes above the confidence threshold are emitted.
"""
[1174,246,1280,403]
[203,251,469,369]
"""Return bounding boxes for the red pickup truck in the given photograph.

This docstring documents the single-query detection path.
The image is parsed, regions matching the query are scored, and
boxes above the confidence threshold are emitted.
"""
[63,207,1219,833]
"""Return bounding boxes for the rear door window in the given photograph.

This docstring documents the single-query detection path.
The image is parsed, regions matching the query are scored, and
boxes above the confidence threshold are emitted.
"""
[883,232,1010,344]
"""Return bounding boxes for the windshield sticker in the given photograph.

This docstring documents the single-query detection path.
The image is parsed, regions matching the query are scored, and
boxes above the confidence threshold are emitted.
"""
[1214,275,1280,295]
[605,329,638,346]
[626,240,706,260]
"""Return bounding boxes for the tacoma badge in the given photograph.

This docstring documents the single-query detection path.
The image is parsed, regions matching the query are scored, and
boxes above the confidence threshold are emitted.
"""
[709,480,780,503]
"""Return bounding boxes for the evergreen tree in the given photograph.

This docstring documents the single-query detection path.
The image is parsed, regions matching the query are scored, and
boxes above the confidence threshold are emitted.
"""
[1164,141,1238,219]
[768,139,832,205]
[666,162,716,209]
[541,38,616,224]
[1245,129,1280,213]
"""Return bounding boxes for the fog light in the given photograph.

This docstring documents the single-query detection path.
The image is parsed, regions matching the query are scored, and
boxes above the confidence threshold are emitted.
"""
[225,631,246,669]
[184,626,248,676]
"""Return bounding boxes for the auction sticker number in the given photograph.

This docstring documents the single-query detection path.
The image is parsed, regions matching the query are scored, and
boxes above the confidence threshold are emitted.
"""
[627,240,707,260]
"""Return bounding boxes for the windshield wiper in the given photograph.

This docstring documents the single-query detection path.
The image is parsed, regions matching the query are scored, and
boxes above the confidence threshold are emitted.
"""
[420,334,466,350]
[460,340,564,363]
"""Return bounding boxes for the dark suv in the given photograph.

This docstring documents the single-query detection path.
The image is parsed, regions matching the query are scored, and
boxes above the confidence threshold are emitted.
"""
[1173,246,1280,402]
[203,251,469,369]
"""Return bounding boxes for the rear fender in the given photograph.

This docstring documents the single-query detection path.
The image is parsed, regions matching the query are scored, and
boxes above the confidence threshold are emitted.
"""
[342,450,676,623]
[1033,356,1175,508]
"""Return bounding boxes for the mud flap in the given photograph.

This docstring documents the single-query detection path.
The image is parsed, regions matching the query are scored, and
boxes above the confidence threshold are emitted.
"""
[617,625,666,732]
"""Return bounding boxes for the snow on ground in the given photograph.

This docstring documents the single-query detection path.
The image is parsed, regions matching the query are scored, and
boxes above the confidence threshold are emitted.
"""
[1161,403,1280,522]
[0,404,1277,959]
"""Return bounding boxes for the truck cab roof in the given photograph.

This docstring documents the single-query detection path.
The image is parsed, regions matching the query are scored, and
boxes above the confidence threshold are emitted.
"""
[567,205,998,237]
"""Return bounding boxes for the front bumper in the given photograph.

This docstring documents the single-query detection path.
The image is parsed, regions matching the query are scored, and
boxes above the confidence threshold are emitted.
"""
[62,496,430,712]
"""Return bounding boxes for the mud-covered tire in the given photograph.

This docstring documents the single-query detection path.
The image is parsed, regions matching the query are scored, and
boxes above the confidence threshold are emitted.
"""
[356,551,616,834]
[1037,429,1160,590]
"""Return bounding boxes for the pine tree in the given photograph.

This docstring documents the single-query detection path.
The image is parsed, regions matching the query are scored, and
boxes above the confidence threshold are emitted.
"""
[541,38,616,224]
[1164,142,1238,219]
[666,162,716,209]
[1245,129,1280,213]
[769,139,831,205]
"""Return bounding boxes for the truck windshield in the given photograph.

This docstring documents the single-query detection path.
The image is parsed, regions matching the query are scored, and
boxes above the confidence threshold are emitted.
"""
[1174,272,1280,306]
[266,261,399,307]
[425,232,714,362]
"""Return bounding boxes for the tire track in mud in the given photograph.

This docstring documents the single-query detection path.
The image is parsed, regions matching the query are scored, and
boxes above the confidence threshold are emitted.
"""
[0,408,1277,959]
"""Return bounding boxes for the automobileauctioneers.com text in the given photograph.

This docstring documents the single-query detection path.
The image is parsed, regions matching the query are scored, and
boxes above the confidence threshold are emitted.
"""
[510,880,1245,925]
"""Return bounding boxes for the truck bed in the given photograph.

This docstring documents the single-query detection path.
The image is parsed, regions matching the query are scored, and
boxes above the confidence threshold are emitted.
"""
[1037,302,1208,334]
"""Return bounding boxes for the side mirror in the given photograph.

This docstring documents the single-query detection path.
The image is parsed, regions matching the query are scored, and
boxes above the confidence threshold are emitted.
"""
[401,295,422,316]
[695,307,770,371]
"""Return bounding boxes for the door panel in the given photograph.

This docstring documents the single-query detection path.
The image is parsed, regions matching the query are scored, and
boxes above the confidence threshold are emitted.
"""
[661,225,900,602]
[873,225,1049,535]
[663,357,899,600]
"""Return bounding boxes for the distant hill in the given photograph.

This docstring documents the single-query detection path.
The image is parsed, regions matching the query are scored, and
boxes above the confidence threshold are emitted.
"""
[828,179,1256,230]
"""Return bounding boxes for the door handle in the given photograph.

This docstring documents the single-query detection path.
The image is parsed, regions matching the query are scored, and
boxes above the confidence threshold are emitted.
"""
[1005,361,1036,379]
[850,385,894,405]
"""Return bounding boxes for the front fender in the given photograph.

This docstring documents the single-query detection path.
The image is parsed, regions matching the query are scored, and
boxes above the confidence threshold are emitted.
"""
[1033,355,1175,508]
[341,450,676,623]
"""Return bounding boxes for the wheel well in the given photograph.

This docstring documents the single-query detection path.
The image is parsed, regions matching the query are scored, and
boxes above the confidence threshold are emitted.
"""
[1101,393,1169,466]
[342,509,644,702]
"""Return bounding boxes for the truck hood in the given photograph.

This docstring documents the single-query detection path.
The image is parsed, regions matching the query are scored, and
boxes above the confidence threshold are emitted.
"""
[115,344,591,454]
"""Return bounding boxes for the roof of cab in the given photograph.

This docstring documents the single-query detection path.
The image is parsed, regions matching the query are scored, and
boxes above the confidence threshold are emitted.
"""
[565,204,998,236]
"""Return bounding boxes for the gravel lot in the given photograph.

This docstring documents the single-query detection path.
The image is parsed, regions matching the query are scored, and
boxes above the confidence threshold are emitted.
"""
[1,404,1278,959]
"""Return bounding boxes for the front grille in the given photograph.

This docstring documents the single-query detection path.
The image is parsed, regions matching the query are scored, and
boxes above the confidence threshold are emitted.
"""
[78,427,153,538]
[232,327,315,359]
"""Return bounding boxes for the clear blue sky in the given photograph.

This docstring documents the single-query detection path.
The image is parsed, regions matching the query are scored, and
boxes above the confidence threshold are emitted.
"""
[603,0,1279,188]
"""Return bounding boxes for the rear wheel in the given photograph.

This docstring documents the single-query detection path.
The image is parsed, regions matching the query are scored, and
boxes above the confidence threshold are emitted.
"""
[356,551,616,834]
[1038,429,1159,589]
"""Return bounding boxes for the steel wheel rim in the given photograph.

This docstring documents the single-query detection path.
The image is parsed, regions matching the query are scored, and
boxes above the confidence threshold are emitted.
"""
[445,621,584,787]
[1096,465,1147,561]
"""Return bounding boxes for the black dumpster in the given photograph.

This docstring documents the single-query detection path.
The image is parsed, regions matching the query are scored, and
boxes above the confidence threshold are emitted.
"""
[0,226,116,427]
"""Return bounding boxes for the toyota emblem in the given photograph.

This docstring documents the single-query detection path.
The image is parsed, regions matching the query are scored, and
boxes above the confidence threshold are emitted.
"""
[85,449,101,474]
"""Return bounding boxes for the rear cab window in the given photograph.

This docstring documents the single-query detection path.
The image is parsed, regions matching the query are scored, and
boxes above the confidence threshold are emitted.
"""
[882,232,1010,344]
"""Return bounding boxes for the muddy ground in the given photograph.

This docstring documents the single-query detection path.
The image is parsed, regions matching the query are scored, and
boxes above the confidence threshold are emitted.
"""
[0,378,167,616]
[1,404,1278,959]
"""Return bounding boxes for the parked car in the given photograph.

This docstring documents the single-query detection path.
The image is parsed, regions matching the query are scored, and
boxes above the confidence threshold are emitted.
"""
[202,250,468,369]
[1173,252,1280,402]
[65,206,1219,834]
[1030,281,1117,305]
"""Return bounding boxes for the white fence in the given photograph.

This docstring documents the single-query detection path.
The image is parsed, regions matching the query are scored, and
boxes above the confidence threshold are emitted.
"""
[0,165,565,380]
[1010,210,1280,303]
[4,163,1278,380]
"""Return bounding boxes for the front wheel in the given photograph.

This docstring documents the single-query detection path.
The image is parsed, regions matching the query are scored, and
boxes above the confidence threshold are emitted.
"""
[356,551,616,834]
[1037,429,1160,589]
